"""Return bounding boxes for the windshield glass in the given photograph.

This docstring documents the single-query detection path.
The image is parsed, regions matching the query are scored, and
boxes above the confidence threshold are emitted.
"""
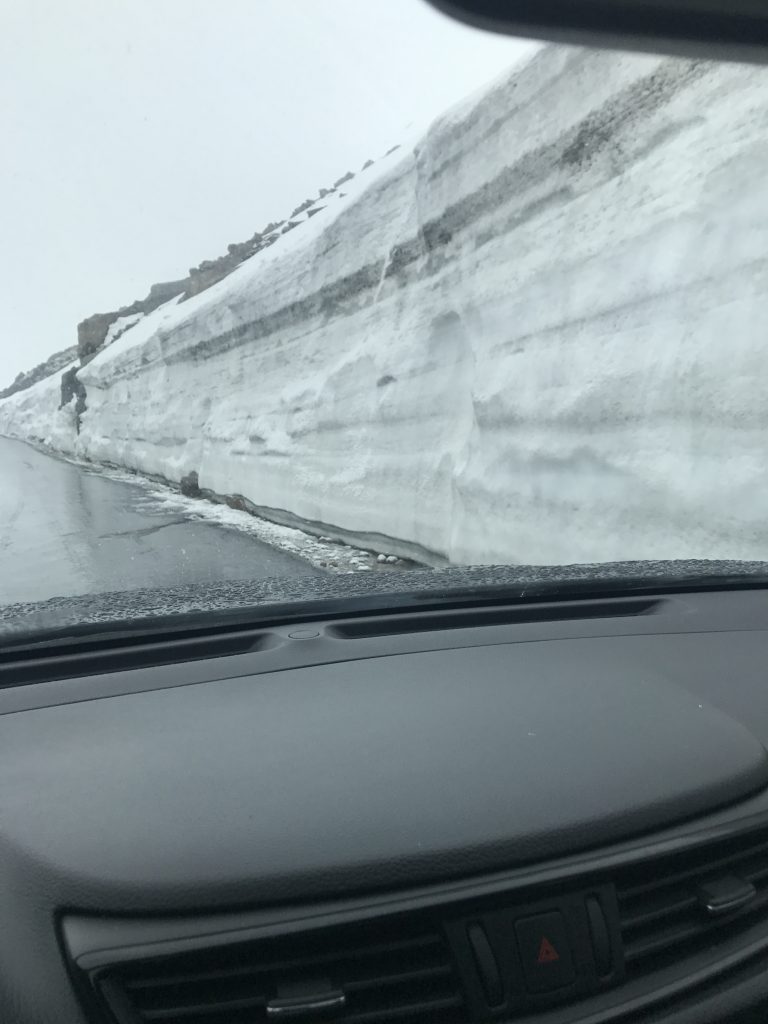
[1,1,766,624]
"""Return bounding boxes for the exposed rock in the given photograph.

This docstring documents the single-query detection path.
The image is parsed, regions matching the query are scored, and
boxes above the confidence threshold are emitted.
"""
[362,158,374,170]
[77,279,186,363]
[78,312,119,363]
[144,280,186,309]
[333,171,354,188]
[116,299,144,317]
[377,374,396,387]
[60,365,82,407]
[15,157,386,384]
[385,144,401,156]
[0,344,78,400]
[290,198,315,218]
[59,365,87,433]
[182,264,231,300]
[227,241,251,261]
[180,470,201,497]
[180,251,243,301]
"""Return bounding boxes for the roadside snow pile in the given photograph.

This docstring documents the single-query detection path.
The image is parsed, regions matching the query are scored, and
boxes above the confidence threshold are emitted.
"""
[3,45,768,565]
[79,459,394,574]
[0,361,80,451]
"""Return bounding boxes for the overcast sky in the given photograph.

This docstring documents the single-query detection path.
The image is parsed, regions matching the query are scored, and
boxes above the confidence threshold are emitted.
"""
[1,1,535,381]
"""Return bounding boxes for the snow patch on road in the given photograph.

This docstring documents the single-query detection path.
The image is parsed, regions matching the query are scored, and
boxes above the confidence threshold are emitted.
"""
[21,444,405,574]
[125,485,396,575]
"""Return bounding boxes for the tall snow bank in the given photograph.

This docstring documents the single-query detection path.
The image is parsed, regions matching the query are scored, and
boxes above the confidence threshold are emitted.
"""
[3,46,768,565]
[0,361,79,452]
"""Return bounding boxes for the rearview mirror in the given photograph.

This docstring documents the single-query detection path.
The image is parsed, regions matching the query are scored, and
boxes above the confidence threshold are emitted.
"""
[425,0,768,63]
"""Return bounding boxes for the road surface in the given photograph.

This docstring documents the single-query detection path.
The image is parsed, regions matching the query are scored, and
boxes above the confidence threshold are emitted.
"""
[0,438,322,605]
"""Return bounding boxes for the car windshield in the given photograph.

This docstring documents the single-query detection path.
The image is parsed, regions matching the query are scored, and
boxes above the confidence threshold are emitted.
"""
[1,0,767,630]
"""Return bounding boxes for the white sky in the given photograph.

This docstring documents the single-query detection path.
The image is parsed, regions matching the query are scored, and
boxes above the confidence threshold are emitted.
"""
[0,0,535,382]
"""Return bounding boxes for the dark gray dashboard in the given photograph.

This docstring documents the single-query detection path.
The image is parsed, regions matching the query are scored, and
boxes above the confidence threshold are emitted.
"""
[3,587,768,1023]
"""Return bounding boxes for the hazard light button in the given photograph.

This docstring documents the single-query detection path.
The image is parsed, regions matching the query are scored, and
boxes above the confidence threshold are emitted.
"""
[515,911,575,993]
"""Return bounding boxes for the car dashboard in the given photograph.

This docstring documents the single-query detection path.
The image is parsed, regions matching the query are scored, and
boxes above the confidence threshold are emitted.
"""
[2,586,768,1024]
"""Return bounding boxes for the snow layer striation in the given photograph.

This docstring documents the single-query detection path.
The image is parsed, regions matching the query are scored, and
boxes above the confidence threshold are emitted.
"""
[2,47,768,565]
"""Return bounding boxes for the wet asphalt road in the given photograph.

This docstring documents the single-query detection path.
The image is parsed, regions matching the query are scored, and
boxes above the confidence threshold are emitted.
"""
[0,438,321,604]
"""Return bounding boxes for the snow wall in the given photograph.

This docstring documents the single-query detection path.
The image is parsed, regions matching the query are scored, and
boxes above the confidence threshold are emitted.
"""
[3,45,768,566]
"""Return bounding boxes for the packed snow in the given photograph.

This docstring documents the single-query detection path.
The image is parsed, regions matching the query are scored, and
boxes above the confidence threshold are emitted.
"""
[1,360,81,451]
[78,460,397,574]
[102,312,145,348]
[3,46,768,566]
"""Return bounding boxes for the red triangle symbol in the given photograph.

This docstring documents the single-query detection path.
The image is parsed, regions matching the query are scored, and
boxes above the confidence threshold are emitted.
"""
[537,937,560,964]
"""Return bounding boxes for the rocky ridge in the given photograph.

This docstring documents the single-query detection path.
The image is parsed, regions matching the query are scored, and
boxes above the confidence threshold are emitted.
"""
[4,150,394,398]
[0,345,78,401]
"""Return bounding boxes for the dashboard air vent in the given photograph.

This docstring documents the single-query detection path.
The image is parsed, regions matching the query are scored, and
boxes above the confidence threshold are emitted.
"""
[97,918,466,1024]
[617,826,768,977]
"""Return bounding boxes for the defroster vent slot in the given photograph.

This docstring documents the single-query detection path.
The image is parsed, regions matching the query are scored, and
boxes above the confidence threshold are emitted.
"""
[0,628,270,686]
[329,598,661,639]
